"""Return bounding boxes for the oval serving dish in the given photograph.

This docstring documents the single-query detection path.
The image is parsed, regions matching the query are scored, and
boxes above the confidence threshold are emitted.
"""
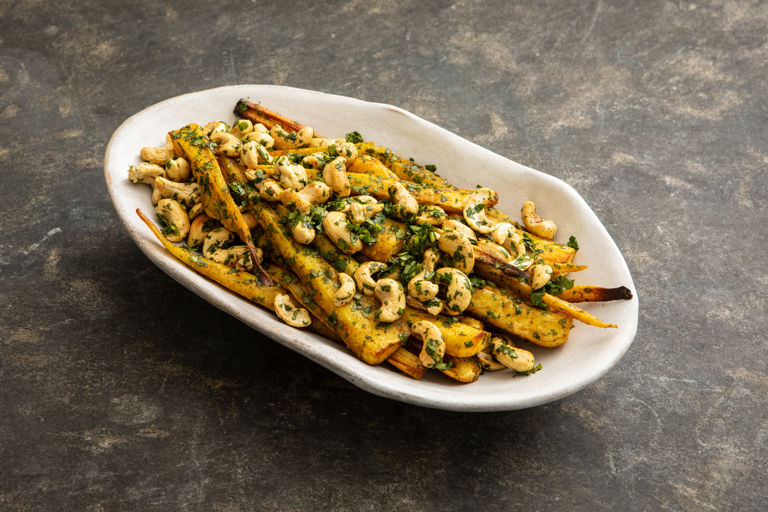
[104,85,638,411]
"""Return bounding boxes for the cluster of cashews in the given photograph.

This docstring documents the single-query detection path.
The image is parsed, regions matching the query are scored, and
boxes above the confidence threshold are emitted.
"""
[130,122,274,268]
[404,248,472,317]
[330,265,407,323]
[130,134,197,244]
[448,189,561,290]
[240,124,393,253]
[347,262,406,322]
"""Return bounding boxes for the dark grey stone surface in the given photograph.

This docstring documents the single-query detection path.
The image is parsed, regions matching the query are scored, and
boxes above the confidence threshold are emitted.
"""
[1,0,766,510]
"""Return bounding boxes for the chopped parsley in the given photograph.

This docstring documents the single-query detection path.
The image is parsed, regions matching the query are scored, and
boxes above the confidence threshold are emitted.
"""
[517,363,543,375]
[530,290,546,309]
[345,131,364,144]
[385,223,438,285]
[543,275,575,296]
[156,214,180,237]
[345,212,385,246]
[469,276,487,289]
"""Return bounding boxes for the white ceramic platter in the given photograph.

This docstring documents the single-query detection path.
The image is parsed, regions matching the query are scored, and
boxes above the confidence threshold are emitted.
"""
[104,85,638,411]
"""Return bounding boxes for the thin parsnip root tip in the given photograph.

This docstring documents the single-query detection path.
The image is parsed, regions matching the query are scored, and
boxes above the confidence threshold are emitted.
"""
[136,208,283,307]
[247,243,274,287]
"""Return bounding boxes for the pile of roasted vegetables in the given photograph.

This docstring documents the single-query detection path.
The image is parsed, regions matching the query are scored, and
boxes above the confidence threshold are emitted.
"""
[130,99,632,383]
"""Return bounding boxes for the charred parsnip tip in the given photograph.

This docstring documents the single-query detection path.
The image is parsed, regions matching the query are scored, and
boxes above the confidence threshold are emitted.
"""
[127,102,631,384]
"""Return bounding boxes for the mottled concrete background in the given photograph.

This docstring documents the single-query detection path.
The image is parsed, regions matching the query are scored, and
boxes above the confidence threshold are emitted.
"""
[1,0,766,510]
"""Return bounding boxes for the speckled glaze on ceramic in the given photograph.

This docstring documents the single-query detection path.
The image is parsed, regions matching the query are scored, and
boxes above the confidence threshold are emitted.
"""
[104,85,638,411]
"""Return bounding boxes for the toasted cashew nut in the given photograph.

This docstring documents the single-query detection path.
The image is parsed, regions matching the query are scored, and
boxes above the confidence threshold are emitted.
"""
[351,195,378,205]
[322,156,351,197]
[423,248,441,273]
[530,264,554,289]
[129,162,165,185]
[205,121,229,138]
[292,223,316,245]
[512,252,534,271]
[476,351,506,371]
[210,245,257,271]
[374,278,405,322]
[240,140,266,169]
[294,126,315,148]
[442,218,477,243]
[164,157,190,181]
[354,261,387,295]
[210,132,242,157]
[333,273,356,307]
[347,202,367,225]
[388,182,419,218]
[406,296,444,316]
[438,228,475,274]
[408,270,439,301]
[435,267,472,315]
[256,178,284,202]
[463,192,496,234]
[491,222,526,257]
[230,119,253,139]
[151,184,163,205]
[252,122,270,135]
[415,205,447,226]
[343,196,384,224]
[202,227,235,256]
[270,124,314,150]
[242,129,275,150]
[302,152,328,170]
[407,249,442,301]
[491,337,535,372]
[279,181,331,215]
[521,201,557,239]
[140,144,175,166]
[307,137,335,147]
[491,222,533,269]
[274,155,308,191]
[324,211,363,254]
[476,238,512,262]
[156,199,190,243]
[188,214,218,250]
[274,293,312,328]
[331,142,358,162]
[153,176,201,207]
[411,320,446,368]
